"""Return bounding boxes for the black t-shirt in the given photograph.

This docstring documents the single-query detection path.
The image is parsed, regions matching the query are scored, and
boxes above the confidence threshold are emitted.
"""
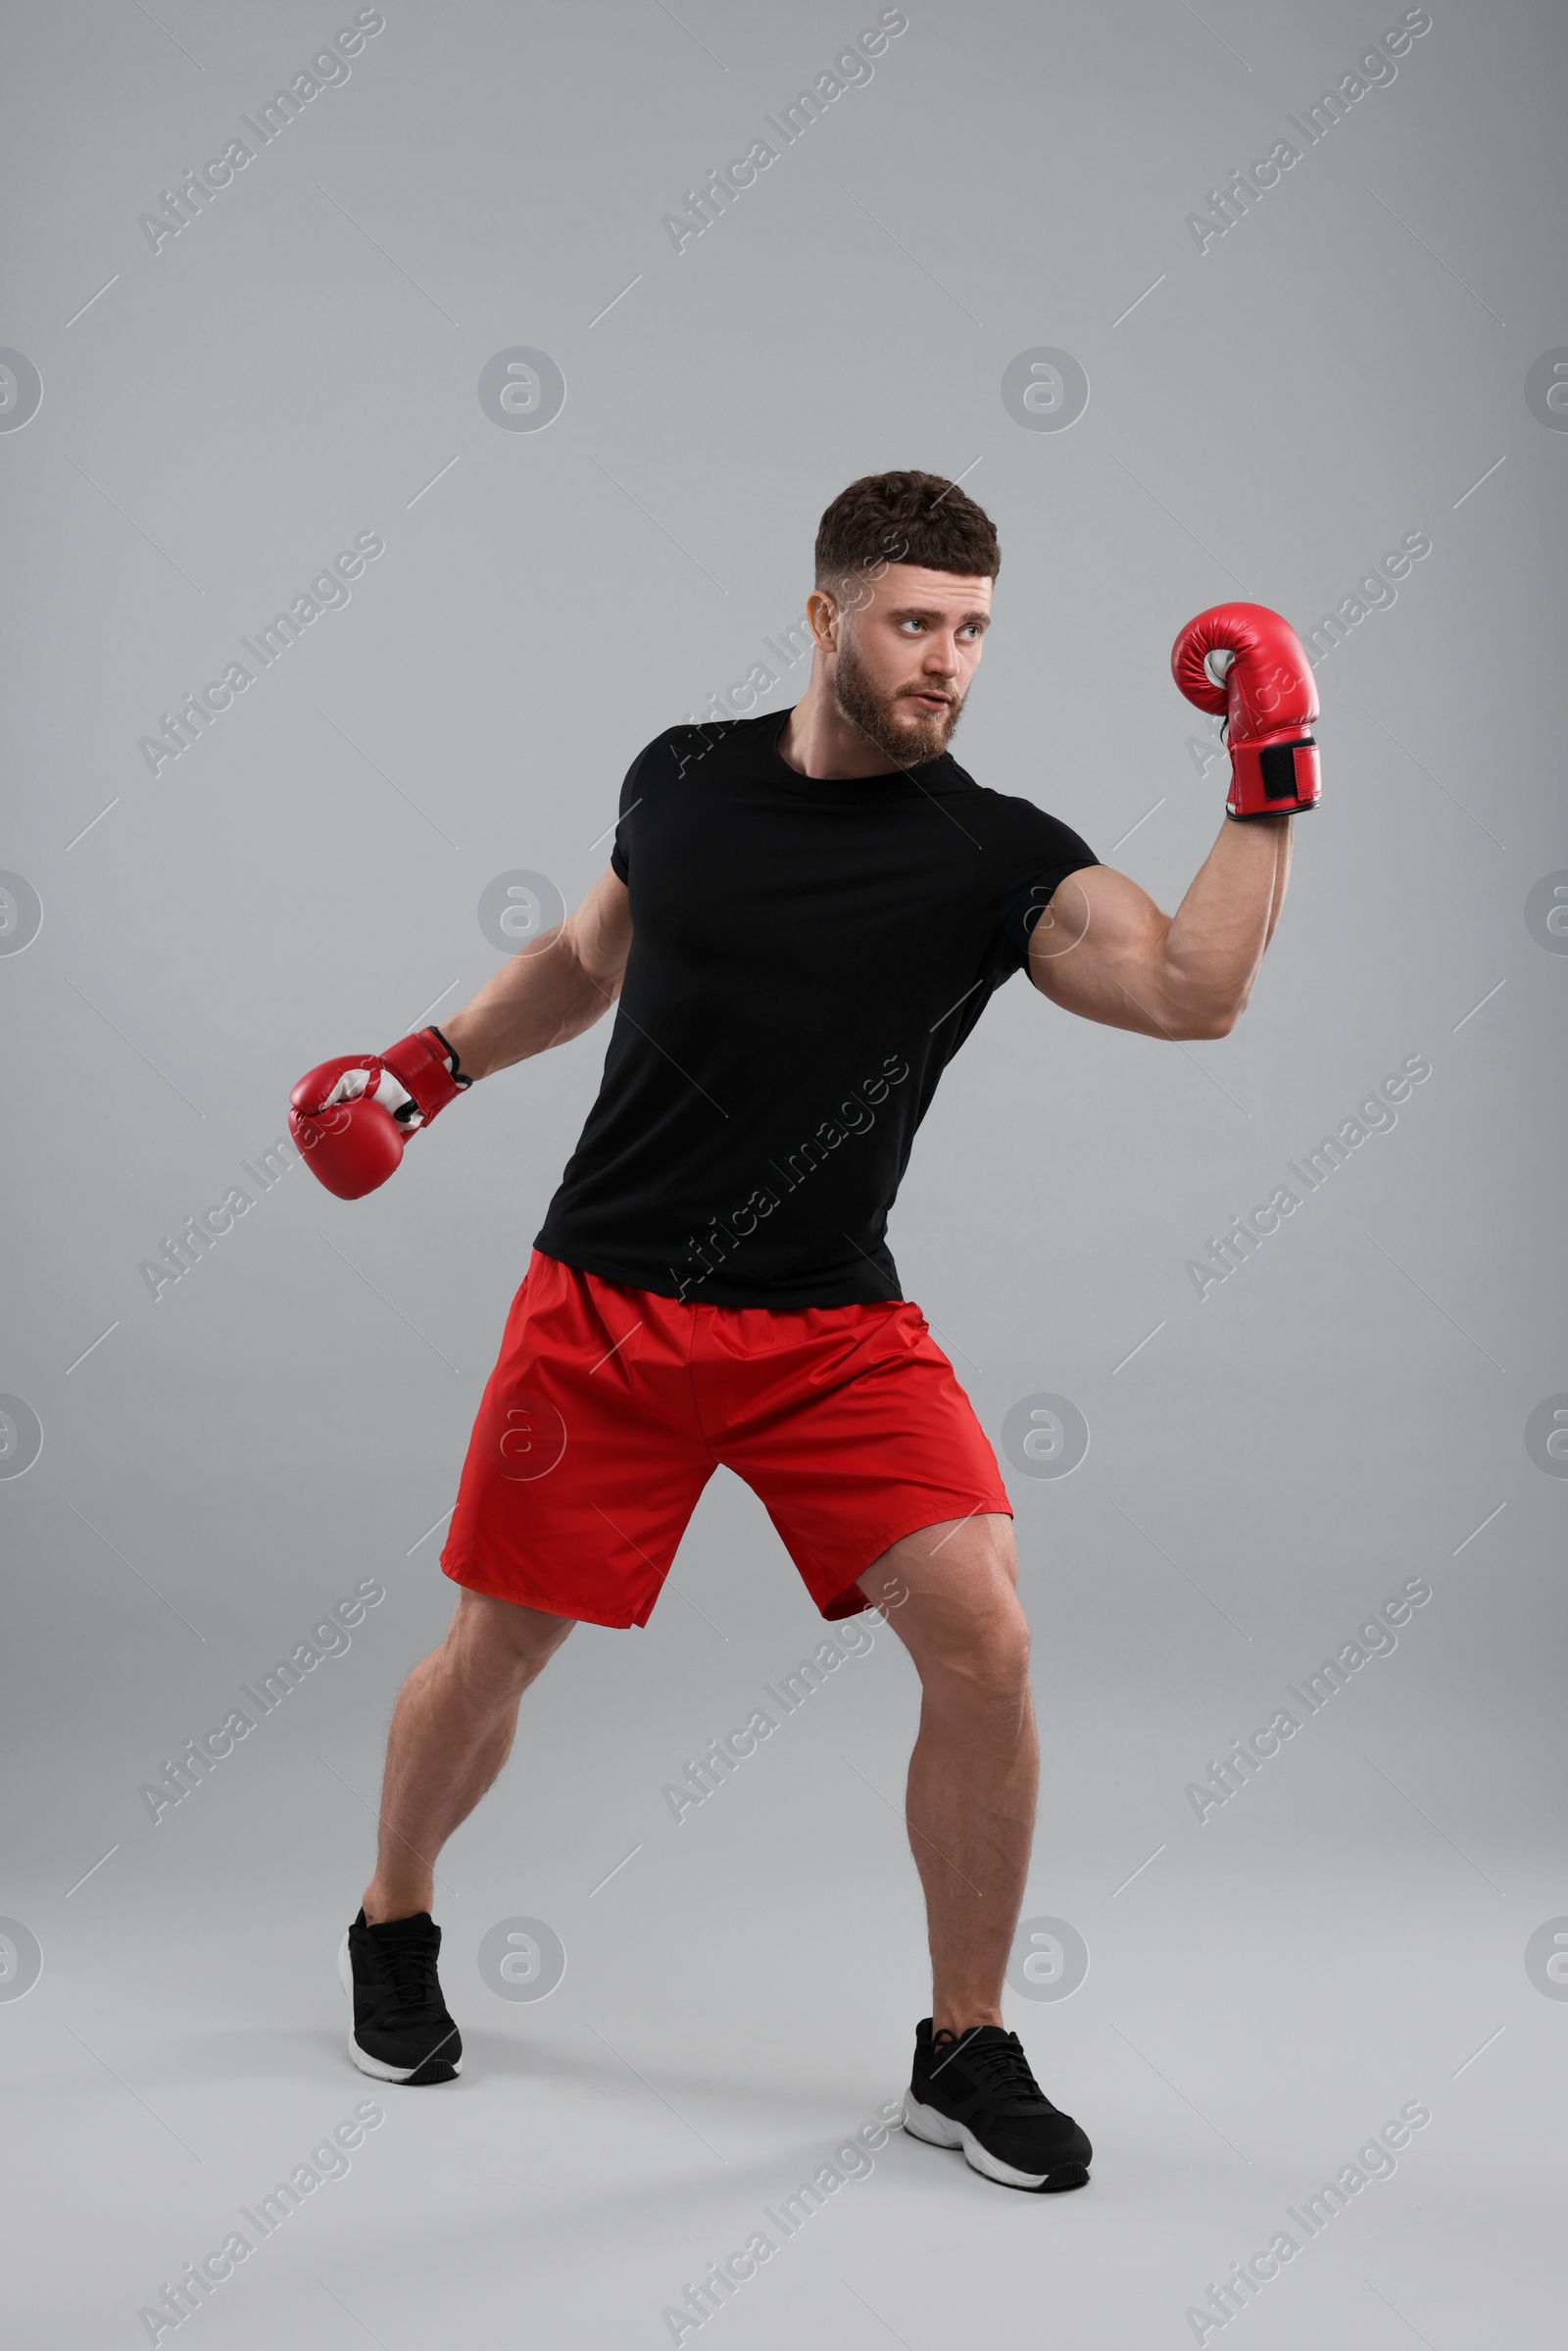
[534,710,1098,1306]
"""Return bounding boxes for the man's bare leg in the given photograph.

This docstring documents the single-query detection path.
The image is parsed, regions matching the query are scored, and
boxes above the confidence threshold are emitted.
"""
[362,1587,576,1924]
[858,1514,1036,2033]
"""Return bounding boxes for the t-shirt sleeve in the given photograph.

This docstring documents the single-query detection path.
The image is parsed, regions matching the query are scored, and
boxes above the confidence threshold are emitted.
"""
[992,808,1101,977]
[609,739,657,883]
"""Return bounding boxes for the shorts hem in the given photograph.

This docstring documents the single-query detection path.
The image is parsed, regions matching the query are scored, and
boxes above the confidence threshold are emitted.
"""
[440,1549,656,1631]
[813,1492,1014,1619]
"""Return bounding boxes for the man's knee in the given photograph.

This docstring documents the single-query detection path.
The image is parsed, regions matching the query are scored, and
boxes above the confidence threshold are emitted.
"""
[863,1515,1031,1695]
[906,1577,1031,1700]
[446,1588,574,1698]
[937,1596,1031,1696]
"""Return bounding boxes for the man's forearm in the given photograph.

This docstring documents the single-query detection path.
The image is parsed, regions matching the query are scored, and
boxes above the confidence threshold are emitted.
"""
[1154,813,1293,1036]
[440,925,618,1081]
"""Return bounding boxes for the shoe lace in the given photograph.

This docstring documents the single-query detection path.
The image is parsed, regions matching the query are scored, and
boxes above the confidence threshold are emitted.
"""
[936,2030,1044,2101]
[377,1932,440,2010]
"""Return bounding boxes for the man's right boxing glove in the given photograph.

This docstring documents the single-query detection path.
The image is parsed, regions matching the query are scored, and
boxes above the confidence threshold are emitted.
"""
[290,1025,469,1200]
[1171,602,1321,818]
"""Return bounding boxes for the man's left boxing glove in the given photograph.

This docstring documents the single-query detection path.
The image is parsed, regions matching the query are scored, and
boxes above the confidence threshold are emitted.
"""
[290,1025,470,1200]
[1171,602,1321,818]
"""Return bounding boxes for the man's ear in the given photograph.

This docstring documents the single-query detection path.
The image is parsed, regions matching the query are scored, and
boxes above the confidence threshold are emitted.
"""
[807,586,839,651]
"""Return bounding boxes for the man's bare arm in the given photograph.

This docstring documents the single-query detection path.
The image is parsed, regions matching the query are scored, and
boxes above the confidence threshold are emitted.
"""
[1028,815,1293,1041]
[440,867,632,1080]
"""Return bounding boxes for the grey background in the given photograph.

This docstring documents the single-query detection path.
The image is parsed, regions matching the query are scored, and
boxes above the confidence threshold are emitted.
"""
[2,1,1563,2342]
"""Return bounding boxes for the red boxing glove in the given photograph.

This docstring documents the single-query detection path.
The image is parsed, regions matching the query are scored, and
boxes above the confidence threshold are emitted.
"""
[1171,603,1321,819]
[290,1026,470,1200]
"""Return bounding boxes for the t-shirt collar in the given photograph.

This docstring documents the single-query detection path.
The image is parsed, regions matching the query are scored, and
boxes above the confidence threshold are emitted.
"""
[766,703,957,794]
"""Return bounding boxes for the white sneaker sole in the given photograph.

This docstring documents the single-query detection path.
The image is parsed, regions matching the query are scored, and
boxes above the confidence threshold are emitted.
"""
[337,1933,464,2083]
[903,2091,1088,2191]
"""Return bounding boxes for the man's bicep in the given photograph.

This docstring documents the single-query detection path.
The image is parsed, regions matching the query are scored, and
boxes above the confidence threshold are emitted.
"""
[566,865,633,996]
[1026,864,1173,1033]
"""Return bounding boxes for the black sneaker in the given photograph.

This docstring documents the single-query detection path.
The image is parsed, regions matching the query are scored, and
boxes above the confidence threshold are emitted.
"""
[904,2019,1091,2190]
[337,1909,463,2085]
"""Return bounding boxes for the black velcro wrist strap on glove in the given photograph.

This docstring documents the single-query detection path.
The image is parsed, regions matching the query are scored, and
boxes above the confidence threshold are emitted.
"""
[427,1025,471,1090]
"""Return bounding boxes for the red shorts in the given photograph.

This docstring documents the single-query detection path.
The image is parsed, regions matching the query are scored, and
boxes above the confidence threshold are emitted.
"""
[440,1249,1011,1627]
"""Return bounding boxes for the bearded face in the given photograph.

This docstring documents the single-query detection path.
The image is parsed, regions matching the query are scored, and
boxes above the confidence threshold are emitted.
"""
[831,613,970,765]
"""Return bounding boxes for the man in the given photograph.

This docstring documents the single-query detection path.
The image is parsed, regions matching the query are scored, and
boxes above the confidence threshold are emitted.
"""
[291,470,1316,2194]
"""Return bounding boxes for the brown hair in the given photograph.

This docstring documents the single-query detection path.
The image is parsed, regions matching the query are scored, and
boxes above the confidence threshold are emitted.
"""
[814,468,1001,592]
